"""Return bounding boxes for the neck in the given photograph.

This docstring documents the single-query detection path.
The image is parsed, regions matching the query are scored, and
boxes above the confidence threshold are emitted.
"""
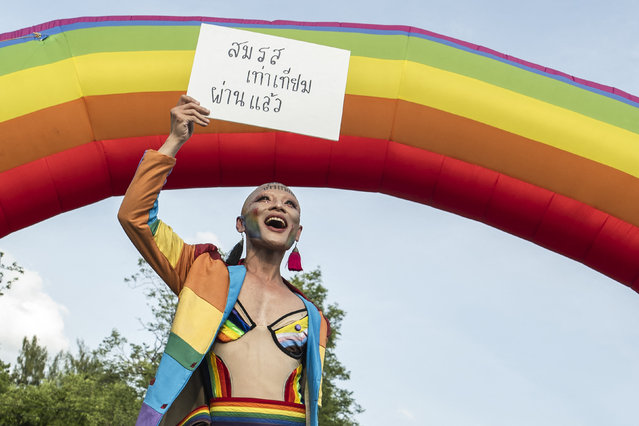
[243,243,286,285]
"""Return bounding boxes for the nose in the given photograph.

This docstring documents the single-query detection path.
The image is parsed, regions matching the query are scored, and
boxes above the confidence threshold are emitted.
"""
[269,199,284,210]
[269,198,286,212]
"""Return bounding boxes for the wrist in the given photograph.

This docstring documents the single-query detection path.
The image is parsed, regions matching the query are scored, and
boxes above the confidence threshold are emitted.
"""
[158,134,183,157]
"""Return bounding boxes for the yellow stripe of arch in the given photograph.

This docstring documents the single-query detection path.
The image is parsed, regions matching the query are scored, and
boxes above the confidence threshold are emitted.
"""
[349,57,639,178]
[172,287,222,354]
[0,59,83,122]
[153,220,184,268]
[3,52,639,177]
[0,50,194,122]
[74,50,193,95]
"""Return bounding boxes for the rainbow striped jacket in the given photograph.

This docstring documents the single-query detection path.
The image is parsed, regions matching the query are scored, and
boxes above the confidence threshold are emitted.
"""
[118,150,328,426]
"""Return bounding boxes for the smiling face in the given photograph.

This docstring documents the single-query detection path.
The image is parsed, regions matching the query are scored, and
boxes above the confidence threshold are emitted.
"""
[237,183,302,252]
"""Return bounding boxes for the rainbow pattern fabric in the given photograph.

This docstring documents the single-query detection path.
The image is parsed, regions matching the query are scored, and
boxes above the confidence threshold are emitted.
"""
[208,352,232,398]
[210,398,306,425]
[284,365,305,404]
[177,405,210,426]
[217,307,253,343]
[2,16,639,290]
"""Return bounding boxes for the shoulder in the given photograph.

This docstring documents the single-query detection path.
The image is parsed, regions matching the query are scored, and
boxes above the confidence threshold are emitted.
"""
[193,243,222,261]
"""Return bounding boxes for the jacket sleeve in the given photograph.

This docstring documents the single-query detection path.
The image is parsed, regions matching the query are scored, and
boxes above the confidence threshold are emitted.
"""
[118,149,197,295]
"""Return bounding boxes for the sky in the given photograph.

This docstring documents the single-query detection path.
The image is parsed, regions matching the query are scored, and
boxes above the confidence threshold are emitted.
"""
[1,1,639,425]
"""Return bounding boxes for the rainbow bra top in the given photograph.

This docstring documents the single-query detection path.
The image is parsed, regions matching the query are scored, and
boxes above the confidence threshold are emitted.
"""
[217,300,309,359]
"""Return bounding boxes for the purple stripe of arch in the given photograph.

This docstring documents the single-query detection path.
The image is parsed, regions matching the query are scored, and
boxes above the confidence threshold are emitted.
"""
[1,15,637,105]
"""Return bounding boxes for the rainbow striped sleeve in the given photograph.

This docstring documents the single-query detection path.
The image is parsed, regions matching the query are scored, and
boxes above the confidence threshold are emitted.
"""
[118,149,196,294]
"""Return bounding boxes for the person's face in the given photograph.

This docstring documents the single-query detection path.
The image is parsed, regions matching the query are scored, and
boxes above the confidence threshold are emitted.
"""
[237,184,302,251]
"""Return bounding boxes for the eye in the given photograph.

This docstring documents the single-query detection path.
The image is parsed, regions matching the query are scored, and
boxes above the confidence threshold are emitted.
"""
[256,195,270,202]
[285,200,298,209]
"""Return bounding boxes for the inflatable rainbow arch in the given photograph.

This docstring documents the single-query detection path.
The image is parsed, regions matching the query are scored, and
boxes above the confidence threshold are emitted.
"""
[1,16,639,291]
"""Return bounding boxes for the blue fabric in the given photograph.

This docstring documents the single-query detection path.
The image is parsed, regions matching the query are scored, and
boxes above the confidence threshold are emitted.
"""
[143,353,192,414]
[298,295,322,426]
[147,199,159,228]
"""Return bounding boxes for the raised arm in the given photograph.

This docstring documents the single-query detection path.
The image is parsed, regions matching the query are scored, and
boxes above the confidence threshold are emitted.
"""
[159,95,210,157]
[117,96,211,294]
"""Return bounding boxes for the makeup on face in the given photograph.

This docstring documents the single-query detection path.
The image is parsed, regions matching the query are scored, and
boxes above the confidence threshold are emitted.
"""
[242,208,262,239]
[241,187,301,247]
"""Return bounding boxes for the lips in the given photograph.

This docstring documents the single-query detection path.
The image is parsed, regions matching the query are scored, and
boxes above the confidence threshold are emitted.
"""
[264,215,287,230]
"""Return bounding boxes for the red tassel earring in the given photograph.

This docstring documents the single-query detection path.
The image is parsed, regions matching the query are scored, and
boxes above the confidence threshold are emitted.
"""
[287,243,303,271]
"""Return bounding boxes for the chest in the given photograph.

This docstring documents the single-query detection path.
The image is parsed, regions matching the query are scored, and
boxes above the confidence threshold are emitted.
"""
[238,273,305,325]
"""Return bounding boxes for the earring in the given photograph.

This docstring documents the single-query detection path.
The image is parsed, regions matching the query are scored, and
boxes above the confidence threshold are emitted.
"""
[226,234,244,265]
[287,243,303,271]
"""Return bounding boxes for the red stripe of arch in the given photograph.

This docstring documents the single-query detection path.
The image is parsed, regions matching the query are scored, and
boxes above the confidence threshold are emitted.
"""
[0,132,638,291]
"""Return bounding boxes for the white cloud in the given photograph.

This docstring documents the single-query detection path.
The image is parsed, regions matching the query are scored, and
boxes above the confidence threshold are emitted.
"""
[397,407,416,420]
[189,231,223,248]
[0,258,69,364]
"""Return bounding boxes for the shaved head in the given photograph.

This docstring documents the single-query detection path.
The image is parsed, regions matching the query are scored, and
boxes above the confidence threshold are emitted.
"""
[241,182,299,216]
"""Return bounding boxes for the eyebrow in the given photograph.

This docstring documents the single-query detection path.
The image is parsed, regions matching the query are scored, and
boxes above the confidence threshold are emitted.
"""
[253,190,300,209]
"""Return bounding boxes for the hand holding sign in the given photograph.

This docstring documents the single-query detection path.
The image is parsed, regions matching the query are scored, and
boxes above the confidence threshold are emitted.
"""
[159,95,211,157]
[187,24,351,141]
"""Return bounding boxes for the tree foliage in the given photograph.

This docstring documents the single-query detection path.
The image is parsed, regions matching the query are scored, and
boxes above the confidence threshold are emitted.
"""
[0,251,24,296]
[0,338,140,425]
[289,269,364,425]
[93,257,178,397]
[12,336,48,386]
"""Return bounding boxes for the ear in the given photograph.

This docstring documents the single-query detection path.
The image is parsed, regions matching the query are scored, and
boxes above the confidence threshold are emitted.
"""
[236,216,246,233]
[295,225,303,242]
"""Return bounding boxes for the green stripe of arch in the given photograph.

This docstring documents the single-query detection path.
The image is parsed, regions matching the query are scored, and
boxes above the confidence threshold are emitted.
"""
[2,24,638,134]
[164,332,203,370]
[400,36,639,135]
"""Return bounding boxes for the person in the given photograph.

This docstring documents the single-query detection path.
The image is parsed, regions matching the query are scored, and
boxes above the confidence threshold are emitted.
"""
[118,95,329,426]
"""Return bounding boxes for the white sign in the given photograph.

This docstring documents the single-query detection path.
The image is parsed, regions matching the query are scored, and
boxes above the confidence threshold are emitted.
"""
[187,24,351,141]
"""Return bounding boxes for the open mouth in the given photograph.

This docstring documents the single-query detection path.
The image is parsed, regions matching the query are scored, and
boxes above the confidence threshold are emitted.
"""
[265,216,287,229]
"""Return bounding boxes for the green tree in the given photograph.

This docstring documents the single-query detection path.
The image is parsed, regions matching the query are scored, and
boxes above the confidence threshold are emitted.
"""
[0,360,11,394]
[0,339,140,425]
[289,268,364,425]
[92,257,178,397]
[0,251,23,296]
[0,368,139,425]
[12,336,48,386]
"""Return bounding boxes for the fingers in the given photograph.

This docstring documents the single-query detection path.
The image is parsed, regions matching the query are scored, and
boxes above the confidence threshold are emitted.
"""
[171,106,210,126]
[181,108,210,127]
[177,94,200,106]
[177,95,210,116]
[170,101,211,127]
